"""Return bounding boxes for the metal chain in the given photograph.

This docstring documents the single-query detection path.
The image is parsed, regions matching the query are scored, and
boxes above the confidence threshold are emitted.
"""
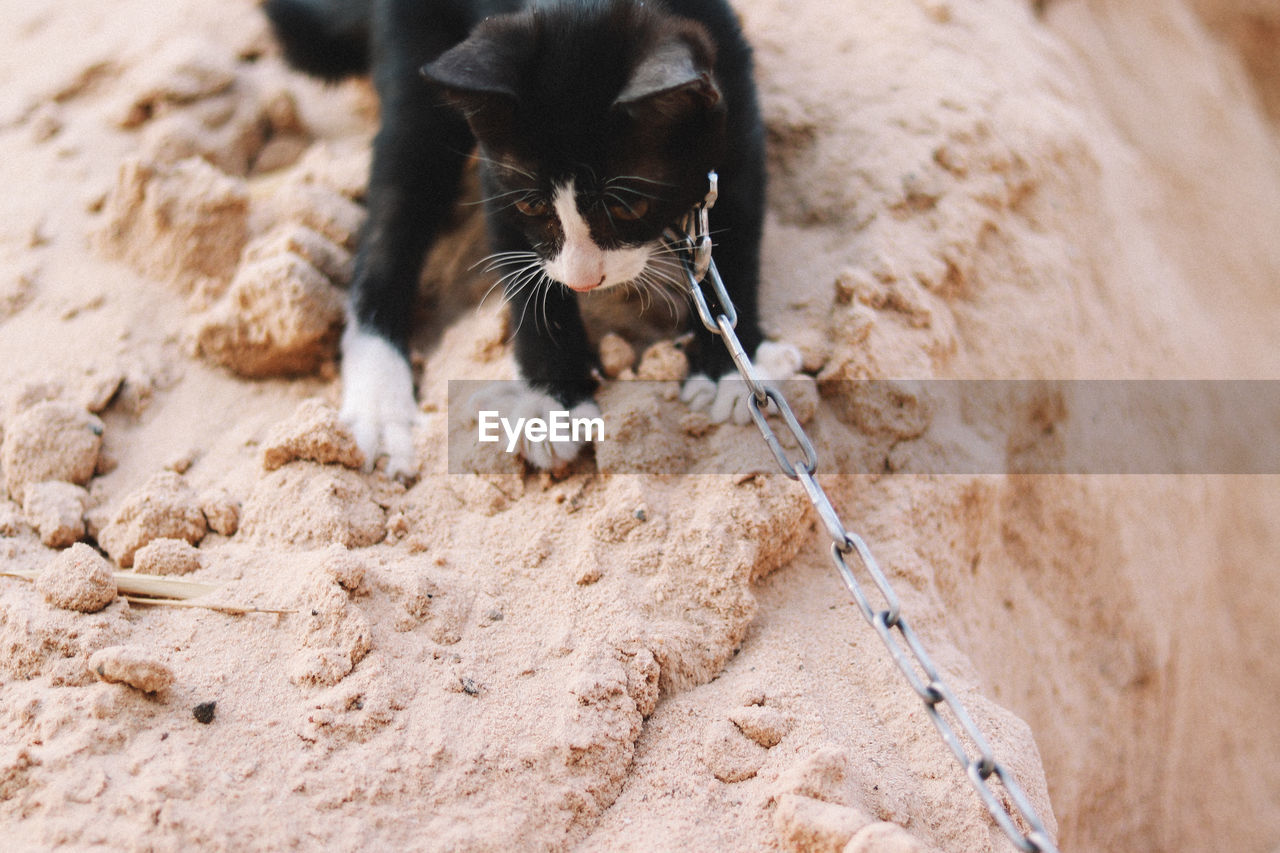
[669,172,1061,853]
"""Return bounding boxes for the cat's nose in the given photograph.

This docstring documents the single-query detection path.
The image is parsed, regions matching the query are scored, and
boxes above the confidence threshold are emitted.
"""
[549,234,607,291]
[566,274,606,292]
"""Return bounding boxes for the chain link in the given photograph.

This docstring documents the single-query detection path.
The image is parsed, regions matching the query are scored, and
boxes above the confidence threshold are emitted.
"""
[672,172,1061,853]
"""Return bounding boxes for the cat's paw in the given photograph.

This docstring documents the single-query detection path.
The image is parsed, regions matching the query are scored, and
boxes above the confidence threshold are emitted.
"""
[680,341,803,425]
[470,382,601,471]
[339,327,418,478]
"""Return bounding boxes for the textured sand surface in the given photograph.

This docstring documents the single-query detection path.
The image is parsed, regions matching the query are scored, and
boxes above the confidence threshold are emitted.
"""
[1,1,1279,850]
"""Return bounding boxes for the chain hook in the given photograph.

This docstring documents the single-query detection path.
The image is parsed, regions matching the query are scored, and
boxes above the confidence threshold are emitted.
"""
[691,171,718,284]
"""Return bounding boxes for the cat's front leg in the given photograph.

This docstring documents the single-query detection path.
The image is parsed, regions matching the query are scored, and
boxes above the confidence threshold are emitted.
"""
[681,340,804,424]
[339,29,474,478]
[497,282,601,470]
[469,382,602,471]
[339,322,419,478]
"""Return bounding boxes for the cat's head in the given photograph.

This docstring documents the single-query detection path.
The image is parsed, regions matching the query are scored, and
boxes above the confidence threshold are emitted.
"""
[422,0,726,293]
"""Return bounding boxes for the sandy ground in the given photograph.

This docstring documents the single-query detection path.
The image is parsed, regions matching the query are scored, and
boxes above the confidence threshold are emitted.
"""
[1,0,1279,850]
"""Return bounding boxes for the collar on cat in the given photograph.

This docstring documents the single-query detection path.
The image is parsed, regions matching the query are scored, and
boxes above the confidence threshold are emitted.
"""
[665,171,737,333]
[665,170,718,286]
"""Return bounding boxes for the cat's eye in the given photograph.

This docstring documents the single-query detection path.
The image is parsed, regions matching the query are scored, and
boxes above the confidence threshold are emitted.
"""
[515,197,549,217]
[607,197,650,221]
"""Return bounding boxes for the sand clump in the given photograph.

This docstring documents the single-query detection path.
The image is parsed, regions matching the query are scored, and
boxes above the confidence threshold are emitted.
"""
[845,823,930,853]
[94,155,349,378]
[243,224,354,287]
[94,156,250,295]
[772,795,876,853]
[90,42,361,379]
[239,465,386,548]
[635,340,689,381]
[290,573,373,687]
[2,401,103,501]
[87,645,174,694]
[35,543,116,613]
[729,702,792,749]
[132,537,202,576]
[261,398,364,470]
[97,471,208,567]
[199,487,241,537]
[318,545,368,593]
[189,251,345,376]
[112,36,236,129]
[22,481,88,548]
[112,33,310,176]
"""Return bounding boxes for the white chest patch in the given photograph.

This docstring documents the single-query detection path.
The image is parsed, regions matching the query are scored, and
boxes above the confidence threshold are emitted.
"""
[544,179,651,293]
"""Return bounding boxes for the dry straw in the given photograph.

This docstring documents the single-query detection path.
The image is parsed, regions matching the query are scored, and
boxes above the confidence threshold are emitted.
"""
[0,569,294,615]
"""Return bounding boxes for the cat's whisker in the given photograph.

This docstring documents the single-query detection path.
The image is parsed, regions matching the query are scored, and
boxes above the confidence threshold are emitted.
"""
[603,187,663,204]
[479,272,519,312]
[636,255,695,321]
[480,258,544,317]
[602,193,655,217]
[506,273,543,343]
[479,259,535,278]
[467,152,535,181]
[629,279,652,313]
[463,189,534,208]
[607,175,675,190]
[472,249,538,273]
[637,268,683,320]
[483,258,539,293]
[539,275,557,343]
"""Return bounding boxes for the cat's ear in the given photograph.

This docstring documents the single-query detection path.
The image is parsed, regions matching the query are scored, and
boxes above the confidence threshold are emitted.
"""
[420,23,528,136]
[614,24,721,117]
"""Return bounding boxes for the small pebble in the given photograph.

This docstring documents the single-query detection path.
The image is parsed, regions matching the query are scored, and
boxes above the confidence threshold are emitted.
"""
[598,333,636,378]
[636,340,689,381]
[192,701,217,724]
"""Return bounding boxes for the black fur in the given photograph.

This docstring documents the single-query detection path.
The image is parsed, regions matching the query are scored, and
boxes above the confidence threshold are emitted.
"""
[266,0,765,410]
[264,0,373,81]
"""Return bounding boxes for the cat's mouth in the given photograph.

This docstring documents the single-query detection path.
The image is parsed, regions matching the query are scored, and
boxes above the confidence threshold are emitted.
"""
[545,242,657,293]
[564,275,607,293]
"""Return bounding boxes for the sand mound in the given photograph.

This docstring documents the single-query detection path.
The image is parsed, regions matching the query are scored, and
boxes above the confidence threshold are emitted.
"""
[1,1,1278,851]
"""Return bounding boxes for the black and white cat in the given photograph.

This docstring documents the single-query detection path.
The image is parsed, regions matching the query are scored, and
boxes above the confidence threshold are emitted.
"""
[265,0,799,474]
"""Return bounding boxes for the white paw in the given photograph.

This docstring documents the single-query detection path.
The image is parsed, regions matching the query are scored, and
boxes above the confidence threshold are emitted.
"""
[339,326,418,478]
[470,381,602,471]
[755,340,804,378]
[680,341,803,425]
